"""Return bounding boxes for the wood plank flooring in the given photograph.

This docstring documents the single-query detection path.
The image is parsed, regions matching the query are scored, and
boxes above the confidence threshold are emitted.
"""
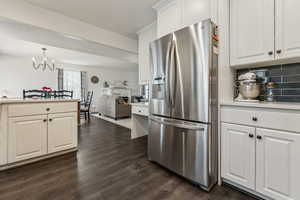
[0,117,256,200]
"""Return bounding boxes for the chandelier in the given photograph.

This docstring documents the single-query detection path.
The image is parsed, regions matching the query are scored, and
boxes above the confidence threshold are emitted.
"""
[32,48,55,71]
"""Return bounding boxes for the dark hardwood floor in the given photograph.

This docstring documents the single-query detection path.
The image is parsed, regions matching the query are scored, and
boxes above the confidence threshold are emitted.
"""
[0,117,256,200]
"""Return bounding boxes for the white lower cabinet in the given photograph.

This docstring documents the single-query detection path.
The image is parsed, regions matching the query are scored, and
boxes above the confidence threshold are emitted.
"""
[222,121,300,200]
[8,115,48,163]
[256,128,300,200]
[48,113,77,153]
[7,110,78,164]
[221,123,256,189]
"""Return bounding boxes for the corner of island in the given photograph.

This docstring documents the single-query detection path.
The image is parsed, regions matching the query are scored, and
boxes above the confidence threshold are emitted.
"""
[0,98,80,170]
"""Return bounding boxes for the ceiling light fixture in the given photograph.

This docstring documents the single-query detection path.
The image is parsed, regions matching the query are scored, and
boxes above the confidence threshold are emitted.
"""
[32,48,55,71]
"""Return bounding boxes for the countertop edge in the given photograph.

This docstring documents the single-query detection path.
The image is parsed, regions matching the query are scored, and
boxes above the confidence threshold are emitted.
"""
[220,101,300,111]
[0,98,80,105]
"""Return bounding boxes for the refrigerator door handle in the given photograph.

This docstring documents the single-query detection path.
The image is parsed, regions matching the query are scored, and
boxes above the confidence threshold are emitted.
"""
[169,40,176,108]
[165,40,173,106]
[172,39,185,114]
[150,116,205,131]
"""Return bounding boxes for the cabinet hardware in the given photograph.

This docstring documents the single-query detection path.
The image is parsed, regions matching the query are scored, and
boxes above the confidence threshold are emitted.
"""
[49,119,53,122]
[43,119,47,122]
[257,135,262,140]
[46,108,50,111]
[268,51,273,55]
[252,117,258,122]
[276,49,282,54]
[249,134,254,138]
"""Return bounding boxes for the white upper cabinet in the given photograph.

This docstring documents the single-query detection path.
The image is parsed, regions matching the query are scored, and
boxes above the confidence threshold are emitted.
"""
[230,0,275,66]
[230,0,300,67]
[137,22,157,85]
[154,0,182,38]
[181,0,218,26]
[153,0,218,38]
[276,0,300,60]
[256,128,300,200]
[221,123,256,190]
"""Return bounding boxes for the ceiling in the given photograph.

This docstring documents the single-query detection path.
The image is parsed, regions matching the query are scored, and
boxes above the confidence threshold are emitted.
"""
[24,0,159,39]
[0,17,138,64]
[0,37,137,69]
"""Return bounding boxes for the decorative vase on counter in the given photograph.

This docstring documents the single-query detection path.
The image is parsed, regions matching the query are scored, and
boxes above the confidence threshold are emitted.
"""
[42,86,52,98]
[265,82,276,102]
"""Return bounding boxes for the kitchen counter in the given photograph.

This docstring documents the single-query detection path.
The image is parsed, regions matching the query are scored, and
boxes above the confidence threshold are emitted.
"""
[0,98,80,104]
[131,102,149,139]
[220,101,300,111]
[130,102,149,107]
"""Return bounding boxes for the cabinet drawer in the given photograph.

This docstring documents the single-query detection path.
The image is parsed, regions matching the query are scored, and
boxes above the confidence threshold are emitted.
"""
[8,102,77,117]
[132,106,149,116]
[47,102,77,114]
[221,106,300,133]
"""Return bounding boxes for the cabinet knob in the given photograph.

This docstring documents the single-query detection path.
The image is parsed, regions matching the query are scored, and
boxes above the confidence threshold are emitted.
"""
[249,134,254,138]
[49,119,53,122]
[268,51,273,55]
[252,117,258,122]
[276,49,282,54]
[46,108,50,111]
[257,135,262,140]
[43,119,47,122]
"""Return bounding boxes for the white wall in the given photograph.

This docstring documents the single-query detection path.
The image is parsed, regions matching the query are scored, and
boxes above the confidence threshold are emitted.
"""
[0,55,57,97]
[61,63,139,112]
[0,55,139,112]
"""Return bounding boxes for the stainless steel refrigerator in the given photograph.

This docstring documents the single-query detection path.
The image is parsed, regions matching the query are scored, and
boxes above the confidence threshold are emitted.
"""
[148,19,218,191]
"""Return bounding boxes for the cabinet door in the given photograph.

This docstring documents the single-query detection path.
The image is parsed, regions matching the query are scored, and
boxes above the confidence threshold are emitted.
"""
[8,115,48,163]
[156,0,182,38]
[230,0,275,66]
[138,23,157,84]
[221,123,256,189]
[276,0,300,60]
[48,112,77,153]
[256,128,300,200]
[181,0,218,26]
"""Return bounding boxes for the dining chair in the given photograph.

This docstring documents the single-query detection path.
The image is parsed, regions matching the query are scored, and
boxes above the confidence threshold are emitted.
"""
[80,91,93,120]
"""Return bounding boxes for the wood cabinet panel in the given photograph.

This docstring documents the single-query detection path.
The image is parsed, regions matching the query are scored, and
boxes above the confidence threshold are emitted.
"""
[230,0,275,66]
[221,106,300,133]
[182,0,218,26]
[156,0,182,38]
[276,0,300,60]
[221,123,256,189]
[138,23,157,84]
[8,102,77,117]
[8,115,48,163]
[256,128,300,200]
[132,105,149,116]
[48,112,77,153]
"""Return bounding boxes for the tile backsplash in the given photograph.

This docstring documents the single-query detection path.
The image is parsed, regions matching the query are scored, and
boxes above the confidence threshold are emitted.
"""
[236,63,300,102]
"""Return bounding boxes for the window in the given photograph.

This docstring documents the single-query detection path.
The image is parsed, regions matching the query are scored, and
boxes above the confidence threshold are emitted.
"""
[63,70,82,99]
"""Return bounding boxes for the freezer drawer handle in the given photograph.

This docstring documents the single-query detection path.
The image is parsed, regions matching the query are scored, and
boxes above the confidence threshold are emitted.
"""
[150,117,205,131]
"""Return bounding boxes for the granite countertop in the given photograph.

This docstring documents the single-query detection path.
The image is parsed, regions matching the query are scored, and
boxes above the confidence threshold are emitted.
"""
[0,98,80,105]
[220,100,300,111]
[131,102,149,107]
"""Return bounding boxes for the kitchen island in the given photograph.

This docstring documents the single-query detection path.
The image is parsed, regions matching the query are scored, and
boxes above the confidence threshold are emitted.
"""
[0,98,79,170]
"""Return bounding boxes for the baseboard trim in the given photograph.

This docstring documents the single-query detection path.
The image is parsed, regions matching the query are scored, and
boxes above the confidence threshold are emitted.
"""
[0,148,78,171]
[222,179,271,200]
